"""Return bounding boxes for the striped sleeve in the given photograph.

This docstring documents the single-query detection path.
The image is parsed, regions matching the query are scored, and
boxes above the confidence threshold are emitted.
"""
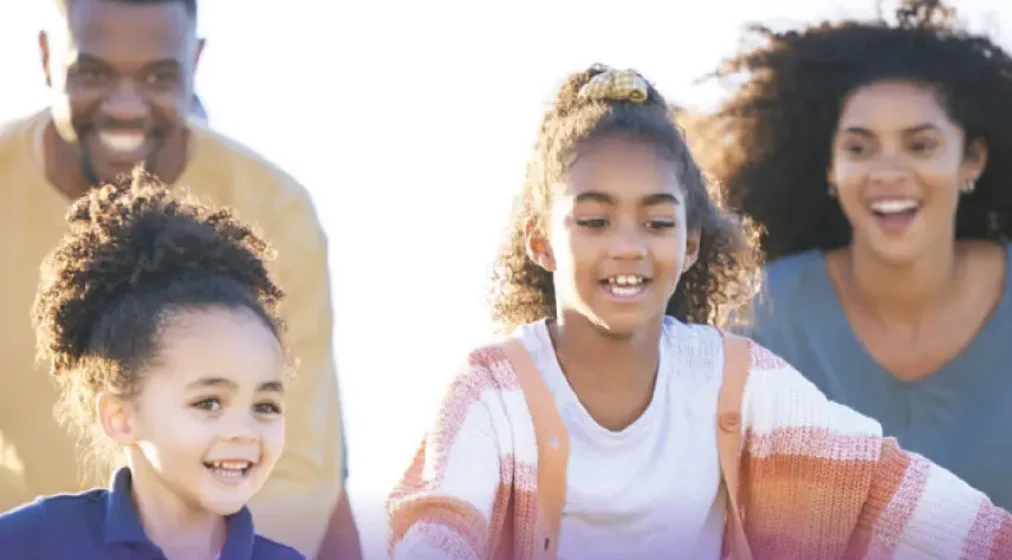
[853,440,1012,559]
[386,356,505,560]
[741,340,1012,559]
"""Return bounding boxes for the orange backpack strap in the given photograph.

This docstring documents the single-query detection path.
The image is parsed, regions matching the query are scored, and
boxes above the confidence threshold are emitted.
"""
[717,332,753,560]
[500,338,570,559]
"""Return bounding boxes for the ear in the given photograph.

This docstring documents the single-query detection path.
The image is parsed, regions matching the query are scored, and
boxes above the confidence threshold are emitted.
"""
[962,137,988,183]
[524,218,556,272]
[97,393,137,446]
[683,229,701,272]
[39,30,52,89]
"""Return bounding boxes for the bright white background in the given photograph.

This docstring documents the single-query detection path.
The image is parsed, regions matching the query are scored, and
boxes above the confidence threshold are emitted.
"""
[1,1,1007,557]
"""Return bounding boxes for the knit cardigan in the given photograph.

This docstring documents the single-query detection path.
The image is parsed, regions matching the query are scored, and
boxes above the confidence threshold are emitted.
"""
[387,326,1012,559]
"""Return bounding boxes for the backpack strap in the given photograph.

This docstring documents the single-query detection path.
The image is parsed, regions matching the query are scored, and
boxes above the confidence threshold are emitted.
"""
[500,338,570,559]
[717,332,753,560]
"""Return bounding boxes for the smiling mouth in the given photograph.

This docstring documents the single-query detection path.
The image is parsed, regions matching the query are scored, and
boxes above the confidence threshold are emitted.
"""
[870,198,920,217]
[203,460,255,481]
[600,274,652,297]
[869,198,921,231]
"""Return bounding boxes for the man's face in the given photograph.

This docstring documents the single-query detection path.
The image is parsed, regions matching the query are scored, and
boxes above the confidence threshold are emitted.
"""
[41,0,202,184]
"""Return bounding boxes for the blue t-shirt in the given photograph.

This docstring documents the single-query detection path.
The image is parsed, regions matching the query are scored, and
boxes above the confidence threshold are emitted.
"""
[0,468,303,559]
[746,245,1012,510]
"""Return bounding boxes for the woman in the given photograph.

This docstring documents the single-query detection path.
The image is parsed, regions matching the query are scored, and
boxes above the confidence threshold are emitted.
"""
[692,0,1012,509]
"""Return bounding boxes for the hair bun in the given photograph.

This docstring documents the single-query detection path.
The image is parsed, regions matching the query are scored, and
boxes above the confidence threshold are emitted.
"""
[34,169,279,375]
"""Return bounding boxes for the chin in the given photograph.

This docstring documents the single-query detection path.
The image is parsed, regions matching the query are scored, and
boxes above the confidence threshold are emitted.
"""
[200,493,254,516]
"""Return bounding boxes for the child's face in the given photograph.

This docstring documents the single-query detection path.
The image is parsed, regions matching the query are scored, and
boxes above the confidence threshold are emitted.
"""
[112,306,286,516]
[533,137,699,335]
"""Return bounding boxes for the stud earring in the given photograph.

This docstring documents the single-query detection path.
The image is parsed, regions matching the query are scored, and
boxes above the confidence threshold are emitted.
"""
[960,180,976,194]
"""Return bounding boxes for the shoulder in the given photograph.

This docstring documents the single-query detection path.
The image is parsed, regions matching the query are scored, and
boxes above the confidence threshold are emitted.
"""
[185,124,322,229]
[661,318,724,378]
[0,110,45,158]
[252,534,306,559]
[745,250,829,344]
[756,250,826,310]
[740,338,882,439]
[0,490,105,550]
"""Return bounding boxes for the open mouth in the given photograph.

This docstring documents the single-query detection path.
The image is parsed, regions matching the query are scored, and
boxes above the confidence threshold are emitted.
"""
[202,460,255,482]
[870,198,921,231]
[600,274,652,298]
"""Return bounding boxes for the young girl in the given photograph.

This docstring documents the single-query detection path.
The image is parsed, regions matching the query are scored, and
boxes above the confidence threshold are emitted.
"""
[386,65,1012,559]
[0,171,303,559]
[691,0,1012,510]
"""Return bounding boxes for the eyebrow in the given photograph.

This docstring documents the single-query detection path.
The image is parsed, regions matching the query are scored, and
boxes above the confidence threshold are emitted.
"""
[573,191,680,206]
[185,377,285,393]
[841,123,941,136]
[74,54,182,71]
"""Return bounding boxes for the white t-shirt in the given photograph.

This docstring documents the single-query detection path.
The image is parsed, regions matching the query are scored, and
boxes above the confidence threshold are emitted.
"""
[514,317,725,560]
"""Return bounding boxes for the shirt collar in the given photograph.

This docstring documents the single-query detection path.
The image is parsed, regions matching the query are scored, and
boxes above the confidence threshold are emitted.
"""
[102,467,257,559]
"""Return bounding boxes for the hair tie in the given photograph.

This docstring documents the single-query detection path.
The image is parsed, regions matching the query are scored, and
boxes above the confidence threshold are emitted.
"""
[578,69,649,103]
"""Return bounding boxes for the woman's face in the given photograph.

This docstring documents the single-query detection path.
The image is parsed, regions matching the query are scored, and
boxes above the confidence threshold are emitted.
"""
[828,80,986,263]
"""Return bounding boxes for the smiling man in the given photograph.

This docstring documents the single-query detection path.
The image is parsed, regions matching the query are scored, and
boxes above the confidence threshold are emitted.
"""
[0,1,360,558]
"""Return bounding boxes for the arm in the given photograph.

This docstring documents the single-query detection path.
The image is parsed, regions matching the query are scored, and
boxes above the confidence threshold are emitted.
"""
[387,361,504,560]
[852,439,1012,559]
[246,185,352,559]
[740,341,1012,559]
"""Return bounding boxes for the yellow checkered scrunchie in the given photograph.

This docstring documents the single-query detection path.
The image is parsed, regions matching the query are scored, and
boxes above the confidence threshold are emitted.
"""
[577,68,649,103]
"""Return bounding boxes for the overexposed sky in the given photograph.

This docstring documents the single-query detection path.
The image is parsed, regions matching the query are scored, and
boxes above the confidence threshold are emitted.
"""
[1,0,1008,556]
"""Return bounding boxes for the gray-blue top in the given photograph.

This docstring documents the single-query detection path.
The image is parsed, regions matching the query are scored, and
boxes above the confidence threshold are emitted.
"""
[746,244,1012,510]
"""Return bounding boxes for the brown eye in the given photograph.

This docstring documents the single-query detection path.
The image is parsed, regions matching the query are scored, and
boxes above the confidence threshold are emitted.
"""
[576,218,608,228]
[254,402,282,415]
[192,397,221,411]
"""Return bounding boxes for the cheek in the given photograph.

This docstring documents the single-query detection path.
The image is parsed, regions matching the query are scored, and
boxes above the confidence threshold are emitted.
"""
[151,94,186,123]
[260,419,286,462]
[652,232,687,269]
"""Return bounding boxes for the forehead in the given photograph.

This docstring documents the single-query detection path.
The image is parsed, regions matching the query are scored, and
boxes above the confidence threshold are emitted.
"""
[148,308,284,388]
[63,0,194,63]
[838,80,954,131]
[563,137,682,198]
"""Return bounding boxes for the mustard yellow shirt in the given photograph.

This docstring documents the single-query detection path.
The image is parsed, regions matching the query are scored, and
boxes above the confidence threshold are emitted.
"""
[0,110,345,558]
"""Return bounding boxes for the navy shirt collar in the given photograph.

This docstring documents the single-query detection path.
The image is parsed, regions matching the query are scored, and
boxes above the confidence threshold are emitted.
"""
[103,467,257,559]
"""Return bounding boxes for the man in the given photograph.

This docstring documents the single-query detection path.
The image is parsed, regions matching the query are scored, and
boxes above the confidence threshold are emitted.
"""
[0,1,360,558]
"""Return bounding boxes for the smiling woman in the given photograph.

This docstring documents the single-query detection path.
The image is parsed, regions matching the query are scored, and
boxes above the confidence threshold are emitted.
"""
[0,170,302,559]
[691,0,1012,510]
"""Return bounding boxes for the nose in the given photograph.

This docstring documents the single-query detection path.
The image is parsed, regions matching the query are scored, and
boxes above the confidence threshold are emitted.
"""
[220,411,261,444]
[608,223,648,260]
[867,159,913,186]
[100,79,148,124]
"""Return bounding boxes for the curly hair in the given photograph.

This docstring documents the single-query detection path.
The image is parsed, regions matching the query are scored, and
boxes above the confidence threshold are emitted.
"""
[490,64,761,331]
[32,169,284,474]
[690,0,1012,262]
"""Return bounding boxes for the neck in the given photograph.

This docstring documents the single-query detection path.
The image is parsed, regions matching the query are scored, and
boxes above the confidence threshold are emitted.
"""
[842,239,962,324]
[127,453,226,559]
[549,310,663,392]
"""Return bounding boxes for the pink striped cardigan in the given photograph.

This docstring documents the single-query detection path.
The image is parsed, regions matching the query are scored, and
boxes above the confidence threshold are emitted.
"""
[387,325,1012,559]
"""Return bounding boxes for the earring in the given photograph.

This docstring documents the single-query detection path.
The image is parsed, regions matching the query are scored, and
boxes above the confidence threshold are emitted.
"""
[960,180,976,194]
[828,183,838,197]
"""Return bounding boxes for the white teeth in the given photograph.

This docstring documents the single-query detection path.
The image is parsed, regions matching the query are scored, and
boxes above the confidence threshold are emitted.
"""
[209,460,251,471]
[870,199,919,214]
[604,274,646,297]
[609,285,642,297]
[98,131,145,153]
[608,274,644,286]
